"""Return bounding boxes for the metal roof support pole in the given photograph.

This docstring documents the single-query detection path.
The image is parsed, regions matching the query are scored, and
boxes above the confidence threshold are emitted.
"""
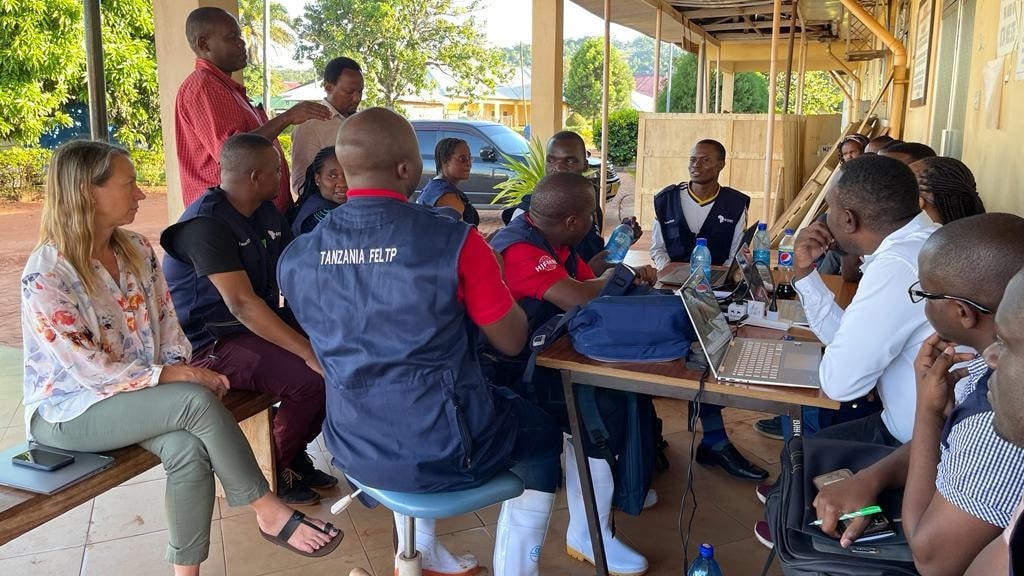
[696,40,706,113]
[599,0,611,216]
[83,0,108,141]
[783,0,798,114]
[653,7,662,112]
[838,0,907,136]
[764,0,783,226]
[715,44,722,113]
[796,32,807,115]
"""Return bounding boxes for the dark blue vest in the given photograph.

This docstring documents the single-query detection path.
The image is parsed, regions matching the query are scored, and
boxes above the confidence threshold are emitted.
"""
[653,184,749,265]
[490,215,582,340]
[161,187,288,350]
[278,195,516,493]
[940,370,992,449]
[417,177,481,227]
[289,193,337,236]
[509,193,605,263]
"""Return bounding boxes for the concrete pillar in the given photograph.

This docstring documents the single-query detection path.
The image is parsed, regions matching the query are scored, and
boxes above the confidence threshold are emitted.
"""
[153,0,238,222]
[721,69,735,113]
[530,0,563,145]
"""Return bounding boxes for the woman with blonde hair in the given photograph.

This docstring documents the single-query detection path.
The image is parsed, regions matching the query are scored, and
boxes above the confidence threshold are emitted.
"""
[20,140,340,576]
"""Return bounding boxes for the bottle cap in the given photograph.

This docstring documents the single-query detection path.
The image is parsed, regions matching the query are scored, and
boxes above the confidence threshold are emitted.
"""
[757,222,767,230]
[699,543,714,558]
[784,228,794,235]
[696,237,707,246]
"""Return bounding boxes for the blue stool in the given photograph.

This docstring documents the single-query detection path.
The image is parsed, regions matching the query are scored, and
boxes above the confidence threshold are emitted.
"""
[344,472,524,576]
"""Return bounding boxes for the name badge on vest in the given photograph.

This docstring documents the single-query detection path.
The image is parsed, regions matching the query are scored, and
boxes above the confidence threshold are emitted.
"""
[717,215,735,224]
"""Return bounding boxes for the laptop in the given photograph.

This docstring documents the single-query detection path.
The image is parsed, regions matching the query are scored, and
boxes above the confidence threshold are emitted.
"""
[677,269,822,389]
[0,442,115,495]
[733,247,809,326]
[658,223,759,287]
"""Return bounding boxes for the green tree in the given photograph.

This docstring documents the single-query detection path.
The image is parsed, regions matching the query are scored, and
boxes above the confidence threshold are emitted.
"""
[238,0,294,98]
[656,52,697,112]
[295,0,506,110]
[733,73,769,113]
[0,0,160,146]
[564,37,634,120]
[0,0,83,143]
[774,71,842,114]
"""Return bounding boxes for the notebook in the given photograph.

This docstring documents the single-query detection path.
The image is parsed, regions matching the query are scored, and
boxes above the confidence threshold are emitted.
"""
[0,442,115,495]
[733,247,809,326]
[677,269,822,389]
[657,223,759,288]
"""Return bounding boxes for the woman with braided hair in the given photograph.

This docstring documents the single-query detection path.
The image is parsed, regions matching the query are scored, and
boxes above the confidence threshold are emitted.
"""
[416,137,480,226]
[911,156,986,224]
[286,146,348,236]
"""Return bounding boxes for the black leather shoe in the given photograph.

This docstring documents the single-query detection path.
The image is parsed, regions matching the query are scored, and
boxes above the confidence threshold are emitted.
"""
[695,442,769,481]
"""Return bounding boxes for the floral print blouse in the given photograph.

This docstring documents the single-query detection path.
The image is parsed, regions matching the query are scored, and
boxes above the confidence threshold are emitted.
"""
[21,231,191,430]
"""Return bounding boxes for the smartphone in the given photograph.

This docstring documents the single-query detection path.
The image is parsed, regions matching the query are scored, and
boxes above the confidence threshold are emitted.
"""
[839,512,896,542]
[812,468,852,490]
[12,448,75,472]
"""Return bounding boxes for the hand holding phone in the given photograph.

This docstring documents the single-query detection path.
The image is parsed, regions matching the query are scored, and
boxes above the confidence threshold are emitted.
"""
[12,448,75,471]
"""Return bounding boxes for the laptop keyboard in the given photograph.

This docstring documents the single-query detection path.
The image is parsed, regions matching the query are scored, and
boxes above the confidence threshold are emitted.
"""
[732,341,784,379]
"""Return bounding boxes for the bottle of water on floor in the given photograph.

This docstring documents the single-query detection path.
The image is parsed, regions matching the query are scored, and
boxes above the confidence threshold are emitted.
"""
[604,222,634,264]
[686,543,724,576]
[690,238,712,282]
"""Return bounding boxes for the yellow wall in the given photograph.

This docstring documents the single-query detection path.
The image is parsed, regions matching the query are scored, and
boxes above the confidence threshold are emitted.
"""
[863,0,1023,216]
[958,0,1024,215]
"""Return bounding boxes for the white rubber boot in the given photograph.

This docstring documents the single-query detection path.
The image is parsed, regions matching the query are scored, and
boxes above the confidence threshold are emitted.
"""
[564,439,649,576]
[492,489,555,576]
[393,513,479,576]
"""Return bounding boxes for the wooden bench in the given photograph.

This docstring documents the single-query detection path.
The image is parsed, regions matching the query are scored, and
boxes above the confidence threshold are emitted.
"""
[0,390,277,546]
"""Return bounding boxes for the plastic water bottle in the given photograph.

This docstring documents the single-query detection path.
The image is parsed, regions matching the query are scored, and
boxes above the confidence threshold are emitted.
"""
[778,228,795,271]
[604,222,633,264]
[776,228,797,299]
[753,222,771,267]
[686,543,724,576]
[690,238,713,282]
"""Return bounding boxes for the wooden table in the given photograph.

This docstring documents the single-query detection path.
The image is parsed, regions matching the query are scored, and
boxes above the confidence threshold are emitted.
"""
[536,269,855,575]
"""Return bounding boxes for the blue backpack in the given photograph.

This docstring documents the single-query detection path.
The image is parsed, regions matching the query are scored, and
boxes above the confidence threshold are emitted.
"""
[525,264,694,514]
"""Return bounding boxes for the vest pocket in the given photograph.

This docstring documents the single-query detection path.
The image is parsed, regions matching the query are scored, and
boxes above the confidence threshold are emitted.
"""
[451,398,474,471]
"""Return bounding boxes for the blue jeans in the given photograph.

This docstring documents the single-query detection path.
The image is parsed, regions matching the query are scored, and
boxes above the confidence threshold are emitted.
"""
[497,387,563,493]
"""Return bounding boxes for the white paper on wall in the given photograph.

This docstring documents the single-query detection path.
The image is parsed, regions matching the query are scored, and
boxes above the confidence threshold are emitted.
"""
[983,57,1005,128]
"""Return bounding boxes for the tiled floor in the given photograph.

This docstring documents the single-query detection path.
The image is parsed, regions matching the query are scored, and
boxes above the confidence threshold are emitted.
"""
[0,342,785,575]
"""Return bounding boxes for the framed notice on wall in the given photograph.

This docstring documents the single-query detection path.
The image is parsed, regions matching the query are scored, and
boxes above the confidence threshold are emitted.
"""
[910,0,934,107]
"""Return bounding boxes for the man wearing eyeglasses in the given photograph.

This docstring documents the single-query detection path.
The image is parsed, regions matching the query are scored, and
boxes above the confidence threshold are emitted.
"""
[811,213,1024,576]
[790,155,939,446]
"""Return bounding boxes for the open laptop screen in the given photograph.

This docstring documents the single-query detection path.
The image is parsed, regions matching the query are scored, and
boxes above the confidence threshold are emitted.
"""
[733,245,771,304]
[678,269,732,375]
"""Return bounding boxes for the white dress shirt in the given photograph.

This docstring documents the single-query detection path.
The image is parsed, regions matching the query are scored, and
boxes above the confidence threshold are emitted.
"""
[794,211,939,443]
[649,185,747,270]
[289,98,345,196]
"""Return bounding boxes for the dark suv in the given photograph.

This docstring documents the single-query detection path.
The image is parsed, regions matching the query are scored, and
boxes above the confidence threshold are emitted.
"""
[411,119,619,209]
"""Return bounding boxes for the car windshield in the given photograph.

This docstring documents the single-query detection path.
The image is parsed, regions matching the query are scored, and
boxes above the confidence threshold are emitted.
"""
[478,125,530,156]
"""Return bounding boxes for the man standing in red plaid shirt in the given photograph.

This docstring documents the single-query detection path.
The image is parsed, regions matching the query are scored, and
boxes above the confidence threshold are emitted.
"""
[175,7,332,213]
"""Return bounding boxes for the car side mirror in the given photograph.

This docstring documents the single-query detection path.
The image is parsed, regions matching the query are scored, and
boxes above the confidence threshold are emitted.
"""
[480,146,497,162]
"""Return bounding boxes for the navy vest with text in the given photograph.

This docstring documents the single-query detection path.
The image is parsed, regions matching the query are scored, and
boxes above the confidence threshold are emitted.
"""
[509,193,605,263]
[289,193,337,236]
[490,215,582,341]
[161,187,288,350]
[653,184,749,265]
[417,177,481,227]
[278,195,516,493]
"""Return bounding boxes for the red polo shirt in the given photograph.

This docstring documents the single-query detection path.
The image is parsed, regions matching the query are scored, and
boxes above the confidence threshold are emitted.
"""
[175,59,293,213]
[499,215,596,302]
[348,189,514,325]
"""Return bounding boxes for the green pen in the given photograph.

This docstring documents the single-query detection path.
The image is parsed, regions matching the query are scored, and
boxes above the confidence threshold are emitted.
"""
[809,505,882,526]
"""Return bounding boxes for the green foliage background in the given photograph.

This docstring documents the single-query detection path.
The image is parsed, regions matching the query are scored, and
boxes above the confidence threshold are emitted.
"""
[564,38,634,120]
[593,109,639,166]
[295,0,506,111]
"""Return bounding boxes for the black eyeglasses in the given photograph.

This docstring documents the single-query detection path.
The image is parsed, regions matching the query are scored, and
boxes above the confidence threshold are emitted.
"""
[907,281,993,314]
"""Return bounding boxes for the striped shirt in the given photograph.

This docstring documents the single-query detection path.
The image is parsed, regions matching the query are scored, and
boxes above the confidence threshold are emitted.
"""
[936,356,1024,527]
